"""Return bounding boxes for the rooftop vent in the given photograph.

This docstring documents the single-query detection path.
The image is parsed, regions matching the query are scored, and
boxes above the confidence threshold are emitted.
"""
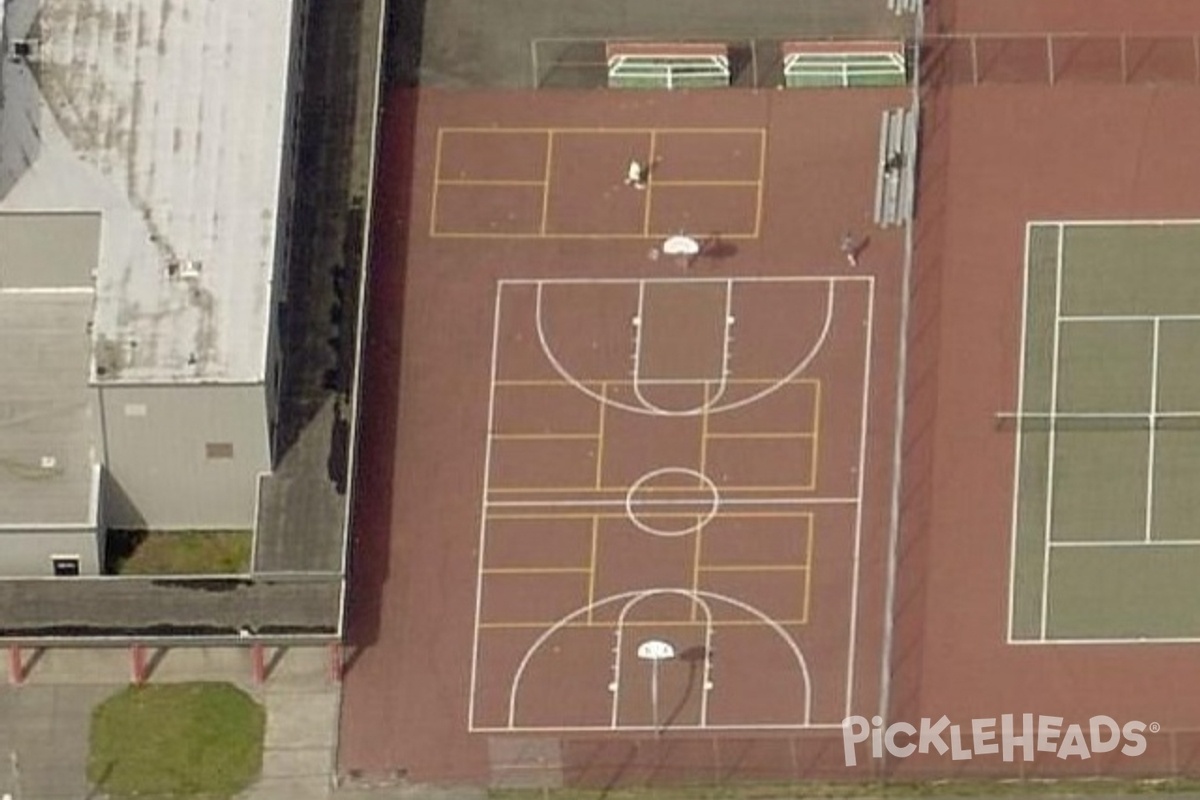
[7,39,39,64]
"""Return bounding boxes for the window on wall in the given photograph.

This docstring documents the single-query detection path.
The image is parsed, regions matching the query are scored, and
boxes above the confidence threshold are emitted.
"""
[206,442,235,460]
[51,556,80,576]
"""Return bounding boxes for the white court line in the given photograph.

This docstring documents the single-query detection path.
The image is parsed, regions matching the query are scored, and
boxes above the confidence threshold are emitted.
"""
[501,275,871,287]
[609,592,714,729]
[1012,635,1200,646]
[1031,218,1200,228]
[535,279,836,418]
[1050,539,1200,547]
[630,282,732,413]
[1038,224,1066,641]
[1146,318,1161,543]
[1062,313,1200,323]
[504,588,813,730]
[484,496,860,509]
[1006,222,1035,642]
[472,722,848,733]
[843,276,875,720]
[468,281,506,730]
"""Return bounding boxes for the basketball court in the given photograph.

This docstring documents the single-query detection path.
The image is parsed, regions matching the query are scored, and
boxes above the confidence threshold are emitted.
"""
[343,79,908,783]
[470,276,875,733]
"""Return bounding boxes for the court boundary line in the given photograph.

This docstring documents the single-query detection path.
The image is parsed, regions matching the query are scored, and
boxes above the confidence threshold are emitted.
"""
[843,268,875,719]
[534,279,837,418]
[1037,223,1065,641]
[471,275,875,729]
[1005,221,1036,642]
[1029,217,1200,228]
[430,127,767,239]
[1145,319,1161,543]
[466,276,507,729]
[498,588,816,732]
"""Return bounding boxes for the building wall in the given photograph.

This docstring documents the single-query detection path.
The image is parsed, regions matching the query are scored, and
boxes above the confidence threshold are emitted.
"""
[264,0,310,461]
[0,528,103,576]
[99,383,270,529]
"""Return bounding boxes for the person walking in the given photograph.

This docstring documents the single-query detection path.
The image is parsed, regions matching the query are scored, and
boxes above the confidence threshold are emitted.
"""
[840,231,860,267]
[624,159,647,190]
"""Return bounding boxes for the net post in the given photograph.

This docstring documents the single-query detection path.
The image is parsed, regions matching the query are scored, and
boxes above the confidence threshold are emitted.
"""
[1046,34,1055,86]
[1120,33,1128,83]
[970,35,979,85]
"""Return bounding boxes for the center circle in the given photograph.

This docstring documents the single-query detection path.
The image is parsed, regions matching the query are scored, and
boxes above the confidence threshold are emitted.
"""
[624,467,721,537]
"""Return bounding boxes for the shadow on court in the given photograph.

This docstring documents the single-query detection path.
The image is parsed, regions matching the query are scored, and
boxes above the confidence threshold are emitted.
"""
[343,87,423,659]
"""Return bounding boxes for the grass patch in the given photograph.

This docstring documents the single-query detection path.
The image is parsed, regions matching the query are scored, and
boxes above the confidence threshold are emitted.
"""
[489,779,1200,800]
[106,530,252,575]
[89,682,265,799]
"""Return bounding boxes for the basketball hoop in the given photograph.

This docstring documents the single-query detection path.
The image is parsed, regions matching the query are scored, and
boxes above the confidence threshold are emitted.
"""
[637,639,675,734]
[662,235,701,257]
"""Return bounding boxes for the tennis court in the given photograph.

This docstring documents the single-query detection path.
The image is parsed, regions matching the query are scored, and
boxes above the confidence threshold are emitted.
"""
[1008,221,1200,642]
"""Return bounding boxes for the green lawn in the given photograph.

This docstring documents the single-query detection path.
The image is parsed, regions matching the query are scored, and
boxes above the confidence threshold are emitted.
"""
[89,682,265,799]
[106,530,252,575]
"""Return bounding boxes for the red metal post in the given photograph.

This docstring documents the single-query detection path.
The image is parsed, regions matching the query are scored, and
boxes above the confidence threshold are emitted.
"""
[251,644,266,685]
[8,645,22,685]
[130,644,147,685]
[328,642,343,683]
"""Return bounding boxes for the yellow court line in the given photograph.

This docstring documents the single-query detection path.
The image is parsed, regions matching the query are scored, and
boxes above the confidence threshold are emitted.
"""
[642,130,659,237]
[594,381,608,489]
[587,515,599,624]
[488,483,819,494]
[651,180,761,187]
[478,618,808,630]
[699,380,711,480]
[810,379,823,489]
[691,513,704,622]
[754,129,768,238]
[428,128,446,237]
[495,377,821,388]
[487,510,821,521]
[439,126,766,135]
[540,132,555,235]
[697,564,810,572]
[802,515,815,624]
[430,230,758,240]
[437,179,547,187]
[490,432,600,441]
[482,567,591,575]
[705,432,816,440]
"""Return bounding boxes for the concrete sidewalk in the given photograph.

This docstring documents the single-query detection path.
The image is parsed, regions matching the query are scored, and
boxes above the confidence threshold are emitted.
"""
[0,646,341,800]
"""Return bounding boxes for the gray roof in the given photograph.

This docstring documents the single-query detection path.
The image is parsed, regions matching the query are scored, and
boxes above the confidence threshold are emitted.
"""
[0,290,98,528]
[0,0,296,384]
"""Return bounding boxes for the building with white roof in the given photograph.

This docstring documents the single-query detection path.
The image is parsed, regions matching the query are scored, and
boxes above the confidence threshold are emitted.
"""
[0,0,307,575]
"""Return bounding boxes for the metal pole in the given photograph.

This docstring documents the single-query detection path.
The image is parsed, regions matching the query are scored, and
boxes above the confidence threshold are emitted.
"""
[650,657,660,734]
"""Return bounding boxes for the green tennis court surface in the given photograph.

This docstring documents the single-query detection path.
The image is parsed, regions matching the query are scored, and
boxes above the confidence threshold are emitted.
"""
[1009,222,1200,641]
